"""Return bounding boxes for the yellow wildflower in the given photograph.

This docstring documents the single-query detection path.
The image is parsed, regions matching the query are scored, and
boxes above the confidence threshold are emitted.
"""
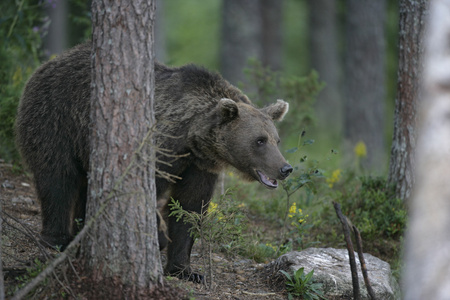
[326,169,342,188]
[265,243,277,252]
[237,203,246,208]
[209,202,218,213]
[354,141,367,158]
[288,202,297,218]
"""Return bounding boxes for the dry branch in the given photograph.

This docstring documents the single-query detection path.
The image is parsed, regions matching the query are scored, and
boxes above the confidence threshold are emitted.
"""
[2,211,51,260]
[333,201,360,300]
[353,225,376,300]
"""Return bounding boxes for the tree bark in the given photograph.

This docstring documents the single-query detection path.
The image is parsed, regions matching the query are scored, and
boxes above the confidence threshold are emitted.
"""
[0,202,4,300]
[81,0,162,295]
[220,0,263,86]
[344,0,386,172]
[308,0,341,135]
[387,0,428,202]
[403,1,450,298]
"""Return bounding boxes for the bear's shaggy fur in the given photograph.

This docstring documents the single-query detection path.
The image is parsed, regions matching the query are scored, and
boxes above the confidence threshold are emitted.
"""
[15,42,292,282]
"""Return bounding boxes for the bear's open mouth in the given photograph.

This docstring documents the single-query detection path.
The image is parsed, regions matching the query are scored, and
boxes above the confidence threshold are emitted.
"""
[256,170,278,189]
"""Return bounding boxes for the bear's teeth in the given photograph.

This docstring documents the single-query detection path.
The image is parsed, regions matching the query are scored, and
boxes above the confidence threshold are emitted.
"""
[257,171,278,188]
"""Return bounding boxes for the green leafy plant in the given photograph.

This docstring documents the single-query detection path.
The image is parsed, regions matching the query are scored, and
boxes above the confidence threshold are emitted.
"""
[0,0,45,162]
[280,267,326,300]
[168,189,247,286]
[10,258,47,296]
[280,132,328,246]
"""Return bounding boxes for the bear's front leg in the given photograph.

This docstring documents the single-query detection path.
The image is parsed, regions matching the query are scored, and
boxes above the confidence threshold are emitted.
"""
[165,165,217,283]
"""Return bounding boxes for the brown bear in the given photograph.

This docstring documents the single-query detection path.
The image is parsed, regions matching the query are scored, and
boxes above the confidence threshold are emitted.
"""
[15,42,292,282]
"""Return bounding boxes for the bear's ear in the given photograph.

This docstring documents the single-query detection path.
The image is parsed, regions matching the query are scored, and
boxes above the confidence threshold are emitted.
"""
[261,99,289,121]
[219,98,239,122]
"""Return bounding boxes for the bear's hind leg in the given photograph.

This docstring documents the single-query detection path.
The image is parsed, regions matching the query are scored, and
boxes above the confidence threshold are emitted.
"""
[71,173,87,238]
[165,165,218,283]
[37,170,85,250]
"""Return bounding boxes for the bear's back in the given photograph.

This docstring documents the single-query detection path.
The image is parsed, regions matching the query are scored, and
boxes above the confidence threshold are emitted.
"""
[16,43,92,173]
[16,43,251,174]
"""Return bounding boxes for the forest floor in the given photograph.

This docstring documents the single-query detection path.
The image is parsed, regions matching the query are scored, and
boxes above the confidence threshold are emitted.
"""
[0,158,402,299]
[0,160,287,299]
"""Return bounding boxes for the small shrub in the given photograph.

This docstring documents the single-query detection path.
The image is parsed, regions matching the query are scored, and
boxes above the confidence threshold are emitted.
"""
[280,267,326,300]
[338,176,407,239]
[169,189,247,286]
[10,258,47,296]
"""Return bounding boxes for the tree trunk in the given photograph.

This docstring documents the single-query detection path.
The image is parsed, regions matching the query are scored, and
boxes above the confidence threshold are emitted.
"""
[403,1,450,298]
[344,0,386,172]
[308,0,342,135]
[220,0,263,86]
[81,0,162,296]
[0,202,4,300]
[155,0,166,63]
[387,0,428,202]
[261,0,283,72]
[43,0,68,57]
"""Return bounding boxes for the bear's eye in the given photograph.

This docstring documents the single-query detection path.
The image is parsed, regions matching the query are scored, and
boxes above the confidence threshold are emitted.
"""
[256,138,267,146]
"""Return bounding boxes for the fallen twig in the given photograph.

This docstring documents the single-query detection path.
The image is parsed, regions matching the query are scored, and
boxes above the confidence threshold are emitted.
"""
[11,226,86,300]
[333,201,360,300]
[353,225,376,300]
[2,211,52,260]
[241,290,277,296]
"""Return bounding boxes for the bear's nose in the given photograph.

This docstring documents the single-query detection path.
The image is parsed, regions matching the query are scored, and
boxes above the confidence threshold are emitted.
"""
[280,164,293,178]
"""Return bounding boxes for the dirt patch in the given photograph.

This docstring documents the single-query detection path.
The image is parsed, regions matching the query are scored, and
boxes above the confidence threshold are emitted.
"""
[1,161,286,299]
[0,161,55,290]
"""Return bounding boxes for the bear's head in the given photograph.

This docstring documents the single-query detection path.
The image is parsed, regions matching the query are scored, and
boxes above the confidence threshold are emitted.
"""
[216,98,293,188]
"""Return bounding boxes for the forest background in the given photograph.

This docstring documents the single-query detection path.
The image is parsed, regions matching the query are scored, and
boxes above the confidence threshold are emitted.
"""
[0,0,400,171]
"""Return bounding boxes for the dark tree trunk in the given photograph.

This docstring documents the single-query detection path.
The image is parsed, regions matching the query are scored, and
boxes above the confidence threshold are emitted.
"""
[0,202,4,300]
[403,1,450,298]
[387,0,428,202]
[261,0,283,72]
[220,0,263,86]
[344,0,386,172]
[308,0,342,135]
[81,0,163,296]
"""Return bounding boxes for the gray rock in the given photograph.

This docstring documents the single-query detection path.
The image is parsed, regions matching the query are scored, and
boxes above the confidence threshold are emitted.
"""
[264,247,400,299]
[2,180,15,189]
[12,196,34,205]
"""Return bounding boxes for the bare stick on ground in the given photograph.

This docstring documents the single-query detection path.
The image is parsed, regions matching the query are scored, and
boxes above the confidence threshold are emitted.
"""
[353,225,376,300]
[333,201,360,300]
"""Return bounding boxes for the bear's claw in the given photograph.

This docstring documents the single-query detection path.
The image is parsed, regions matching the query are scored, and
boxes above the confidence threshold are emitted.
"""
[174,271,204,284]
